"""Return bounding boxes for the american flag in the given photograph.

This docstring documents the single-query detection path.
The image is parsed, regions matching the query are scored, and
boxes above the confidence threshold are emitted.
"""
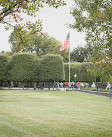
[60,32,70,52]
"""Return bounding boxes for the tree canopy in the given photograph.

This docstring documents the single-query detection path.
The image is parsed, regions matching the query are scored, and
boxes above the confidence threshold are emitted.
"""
[70,0,112,82]
[9,27,69,62]
[9,22,42,52]
[0,0,65,28]
[71,46,92,62]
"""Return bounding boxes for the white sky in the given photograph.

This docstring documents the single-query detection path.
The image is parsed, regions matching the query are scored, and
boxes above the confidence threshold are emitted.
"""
[0,0,86,52]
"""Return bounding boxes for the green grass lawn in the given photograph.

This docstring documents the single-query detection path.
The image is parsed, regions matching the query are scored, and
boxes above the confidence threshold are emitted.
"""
[0,90,112,137]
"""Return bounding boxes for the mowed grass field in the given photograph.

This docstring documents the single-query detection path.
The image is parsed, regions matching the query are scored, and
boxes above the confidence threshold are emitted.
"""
[0,90,112,137]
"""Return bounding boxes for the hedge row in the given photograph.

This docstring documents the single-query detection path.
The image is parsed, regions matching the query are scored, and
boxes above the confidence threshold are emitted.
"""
[64,62,95,82]
[0,53,65,82]
[0,53,96,82]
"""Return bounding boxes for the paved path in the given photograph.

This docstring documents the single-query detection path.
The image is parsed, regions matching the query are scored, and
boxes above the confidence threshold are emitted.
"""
[2,87,112,98]
[73,89,112,98]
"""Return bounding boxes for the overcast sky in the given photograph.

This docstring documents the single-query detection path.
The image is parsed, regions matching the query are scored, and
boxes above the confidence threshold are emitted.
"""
[0,0,86,52]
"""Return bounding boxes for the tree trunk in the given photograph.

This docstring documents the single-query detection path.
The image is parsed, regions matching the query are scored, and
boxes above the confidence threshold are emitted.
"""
[8,81,11,89]
[11,81,13,88]
[22,82,24,90]
[48,82,50,90]
[34,82,37,90]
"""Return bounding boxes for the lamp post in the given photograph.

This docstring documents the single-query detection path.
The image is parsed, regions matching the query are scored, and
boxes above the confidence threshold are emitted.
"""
[74,74,77,84]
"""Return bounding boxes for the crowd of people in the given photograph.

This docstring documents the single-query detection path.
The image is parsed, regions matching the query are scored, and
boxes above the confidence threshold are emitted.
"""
[54,81,89,90]
[54,81,112,91]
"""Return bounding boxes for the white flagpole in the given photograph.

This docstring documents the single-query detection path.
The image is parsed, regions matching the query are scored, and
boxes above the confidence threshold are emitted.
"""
[69,33,70,88]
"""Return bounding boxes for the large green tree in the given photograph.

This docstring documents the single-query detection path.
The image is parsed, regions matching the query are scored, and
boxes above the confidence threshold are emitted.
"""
[71,46,92,62]
[70,0,112,82]
[9,22,42,52]
[9,29,69,62]
[28,33,62,56]
[32,33,69,62]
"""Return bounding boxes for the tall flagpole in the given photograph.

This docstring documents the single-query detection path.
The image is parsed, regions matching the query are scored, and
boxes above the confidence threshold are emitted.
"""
[69,32,70,88]
[60,32,70,89]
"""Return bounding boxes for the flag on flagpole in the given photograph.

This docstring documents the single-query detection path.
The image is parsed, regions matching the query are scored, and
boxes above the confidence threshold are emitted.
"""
[60,32,70,52]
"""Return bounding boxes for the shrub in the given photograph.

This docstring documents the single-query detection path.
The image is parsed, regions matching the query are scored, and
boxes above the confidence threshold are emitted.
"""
[7,53,39,82]
[38,54,65,82]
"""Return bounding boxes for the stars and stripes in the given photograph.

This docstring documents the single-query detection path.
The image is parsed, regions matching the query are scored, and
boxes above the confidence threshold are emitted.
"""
[60,32,70,52]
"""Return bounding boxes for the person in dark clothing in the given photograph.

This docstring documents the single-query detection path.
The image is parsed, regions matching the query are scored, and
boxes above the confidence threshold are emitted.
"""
[96,84,99,91]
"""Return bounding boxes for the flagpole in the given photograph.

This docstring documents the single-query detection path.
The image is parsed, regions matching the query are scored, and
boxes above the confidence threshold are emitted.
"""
[69,33,70,89]
[60,32,70,89]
